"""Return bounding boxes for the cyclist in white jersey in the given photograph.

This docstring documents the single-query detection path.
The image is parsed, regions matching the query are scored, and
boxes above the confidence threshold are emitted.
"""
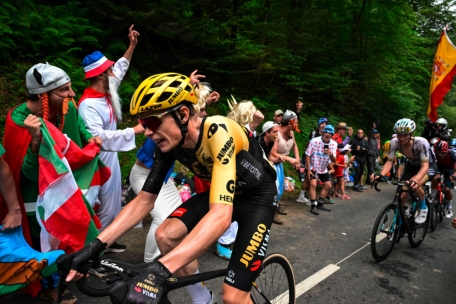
[372,118,435,224]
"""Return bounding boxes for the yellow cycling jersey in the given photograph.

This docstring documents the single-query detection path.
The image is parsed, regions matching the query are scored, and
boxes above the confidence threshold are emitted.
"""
[142,116,276,205]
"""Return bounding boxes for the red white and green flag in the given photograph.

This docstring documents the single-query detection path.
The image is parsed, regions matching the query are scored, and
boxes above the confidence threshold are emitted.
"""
[36,119,110,254]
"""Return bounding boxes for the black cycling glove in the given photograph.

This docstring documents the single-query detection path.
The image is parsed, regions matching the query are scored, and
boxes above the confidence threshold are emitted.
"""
[125,261,172,304]
[70,238,107,274]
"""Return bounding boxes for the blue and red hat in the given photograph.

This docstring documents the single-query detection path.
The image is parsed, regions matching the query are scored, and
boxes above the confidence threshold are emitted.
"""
[82,51,115,79]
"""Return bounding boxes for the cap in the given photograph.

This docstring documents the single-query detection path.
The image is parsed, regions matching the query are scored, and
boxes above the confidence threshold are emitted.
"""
[274,109,283,116]
[335,122,348,130]
[340,144,351,152]
[26,63,71,94]
[372,129,379,134]
[83,51,115,79]
[260,121,278,135]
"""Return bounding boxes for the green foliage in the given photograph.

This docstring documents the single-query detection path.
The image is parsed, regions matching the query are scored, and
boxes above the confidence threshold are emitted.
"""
[2,0,456,178]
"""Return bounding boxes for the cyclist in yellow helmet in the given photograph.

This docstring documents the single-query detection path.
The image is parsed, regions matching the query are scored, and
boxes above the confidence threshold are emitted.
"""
[66,73,278,304]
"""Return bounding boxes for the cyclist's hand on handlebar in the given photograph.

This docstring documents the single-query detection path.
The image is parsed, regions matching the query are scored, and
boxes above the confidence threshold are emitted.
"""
[65,238,107,282]
[125,261,171,304]
[407,179,419,190]
[372,174,383,182]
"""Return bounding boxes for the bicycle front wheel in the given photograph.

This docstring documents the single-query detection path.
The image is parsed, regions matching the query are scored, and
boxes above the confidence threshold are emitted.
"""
[408,200,430,248]
[438,195,445,223]
[429,197,438,232]
[371,203,398,262]
[251,253,296,304]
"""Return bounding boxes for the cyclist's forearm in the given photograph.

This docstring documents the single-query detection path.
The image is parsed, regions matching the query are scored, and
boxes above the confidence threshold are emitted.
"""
[98,191,156,246]
[159,204,232,274]
[380,161,393,176]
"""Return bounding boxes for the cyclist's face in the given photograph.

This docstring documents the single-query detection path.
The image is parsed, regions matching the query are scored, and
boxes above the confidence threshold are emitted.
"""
[145,112,182,152]
[396,133,411,145]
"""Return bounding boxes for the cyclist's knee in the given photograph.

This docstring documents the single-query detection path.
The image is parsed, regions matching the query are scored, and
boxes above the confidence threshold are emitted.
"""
[155,219,188,253]
[222,285,251,304]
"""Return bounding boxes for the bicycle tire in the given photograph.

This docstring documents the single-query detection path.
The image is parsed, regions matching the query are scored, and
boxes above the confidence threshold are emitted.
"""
[429,197,438,232]
[408,199,429,248]
[438,193,444,223]
[371,203,398,262]
[251,253,296,304]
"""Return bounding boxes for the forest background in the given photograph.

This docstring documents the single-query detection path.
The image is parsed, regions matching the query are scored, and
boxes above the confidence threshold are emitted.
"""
[2,0,456,180]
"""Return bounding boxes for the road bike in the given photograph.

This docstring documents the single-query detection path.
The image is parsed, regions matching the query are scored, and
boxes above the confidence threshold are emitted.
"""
[370,181,430,262]
[424,178,444,232]
[57,253,296,304]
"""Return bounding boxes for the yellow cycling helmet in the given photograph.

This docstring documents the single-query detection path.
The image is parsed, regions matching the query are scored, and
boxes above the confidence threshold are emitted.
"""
[130,73,198,118]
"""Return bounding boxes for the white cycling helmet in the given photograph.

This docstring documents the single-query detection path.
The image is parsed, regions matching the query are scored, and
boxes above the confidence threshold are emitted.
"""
[435,117,448,130]
[394,118,416,134]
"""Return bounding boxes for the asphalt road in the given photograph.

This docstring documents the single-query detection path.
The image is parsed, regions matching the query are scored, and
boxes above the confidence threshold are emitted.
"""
[3,183,456,303]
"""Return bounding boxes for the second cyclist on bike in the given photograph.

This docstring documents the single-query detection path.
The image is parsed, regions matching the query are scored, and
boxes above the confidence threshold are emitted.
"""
[432,141,456,218]
[372,118,436,224]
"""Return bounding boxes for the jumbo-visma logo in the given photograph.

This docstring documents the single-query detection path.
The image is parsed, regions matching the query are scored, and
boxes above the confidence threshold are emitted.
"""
[239,224,270,269]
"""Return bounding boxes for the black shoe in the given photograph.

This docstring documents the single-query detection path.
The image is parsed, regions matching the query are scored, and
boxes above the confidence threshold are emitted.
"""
[310,206,319,215]
[353,186,363,192]
[105,242,127,253]
[317,204,331,212]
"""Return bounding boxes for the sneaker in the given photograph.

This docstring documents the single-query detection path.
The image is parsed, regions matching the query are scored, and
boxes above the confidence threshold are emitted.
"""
[208,290,217,304]
[317,204,331,212]
[277,205,288,215]
[215,243,232,260]
[341,195,351,200]
[273,213,284,224]
[361,185,368,190]
[279,201,286,206]
[333,193,341,198]
[89,266,117,278]
[415,208,428,224]
[105,242,127,253]
[346,182,354,187]
[310,206,319,215]
[445,207,453,218]
[296,195,309,203]
[324,198,335,204]
[353,186,363,192]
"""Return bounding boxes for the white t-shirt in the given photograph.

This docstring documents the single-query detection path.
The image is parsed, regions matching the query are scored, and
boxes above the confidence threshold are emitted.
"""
[305,136,338,174]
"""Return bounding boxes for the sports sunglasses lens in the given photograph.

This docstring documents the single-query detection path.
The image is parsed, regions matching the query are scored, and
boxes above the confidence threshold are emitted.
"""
[139,117,162,132]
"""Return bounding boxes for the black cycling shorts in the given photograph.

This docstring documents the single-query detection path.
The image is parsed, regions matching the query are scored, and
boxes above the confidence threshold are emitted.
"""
[400,162,435,183]
[168,174,277,291]
[308,170,331,183]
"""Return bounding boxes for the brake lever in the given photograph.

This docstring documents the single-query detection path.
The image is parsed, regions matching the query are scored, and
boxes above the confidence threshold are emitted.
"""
[372,180,381,192]
[56,254,72,303]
